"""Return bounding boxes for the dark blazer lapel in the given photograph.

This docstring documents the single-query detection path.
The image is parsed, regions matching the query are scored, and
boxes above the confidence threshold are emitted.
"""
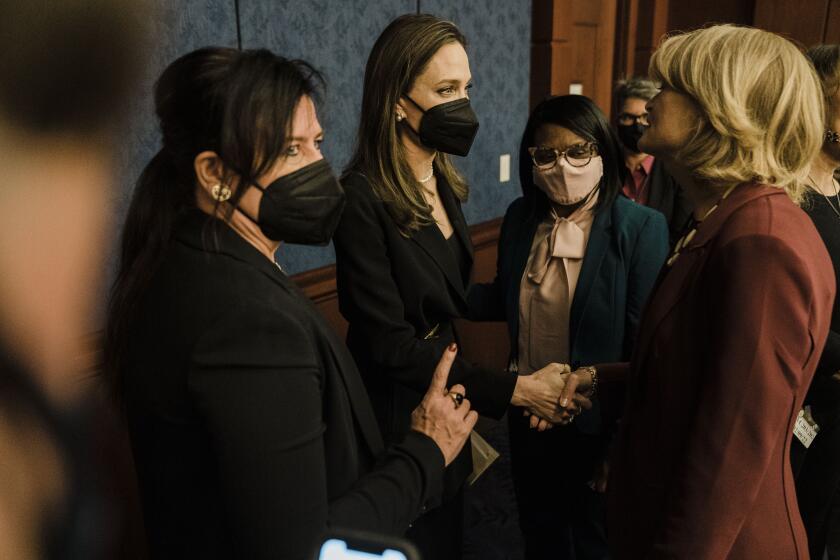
[277,275,386,456]
[569,205,612,349]
[175,210,386,455]
[437,177,474,262]
[410,226,467,300]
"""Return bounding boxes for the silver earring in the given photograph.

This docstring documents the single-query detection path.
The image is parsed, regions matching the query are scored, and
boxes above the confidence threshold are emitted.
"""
[211,183,232,202]
[396,114,404,122]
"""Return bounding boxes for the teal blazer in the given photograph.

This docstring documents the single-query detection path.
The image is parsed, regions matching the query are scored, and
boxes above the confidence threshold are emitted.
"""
[467,194,669,433]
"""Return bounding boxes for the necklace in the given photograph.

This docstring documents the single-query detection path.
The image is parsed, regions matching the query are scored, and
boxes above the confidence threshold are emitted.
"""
[418,164,434,183]
[666,184,738,267]
[807,173,840,219]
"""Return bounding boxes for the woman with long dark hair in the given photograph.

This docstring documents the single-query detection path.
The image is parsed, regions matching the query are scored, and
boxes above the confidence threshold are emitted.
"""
[468,95,668,559]
[104,47,476,559]
[333,14,585,559]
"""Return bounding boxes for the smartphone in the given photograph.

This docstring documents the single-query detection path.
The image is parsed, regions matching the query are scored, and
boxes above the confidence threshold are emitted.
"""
[316,529,420,560]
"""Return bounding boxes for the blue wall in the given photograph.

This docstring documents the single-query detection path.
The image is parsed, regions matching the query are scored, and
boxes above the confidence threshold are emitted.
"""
[117,0,531,275]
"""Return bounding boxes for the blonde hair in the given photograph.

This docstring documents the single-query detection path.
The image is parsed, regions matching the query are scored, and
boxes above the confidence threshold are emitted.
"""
[649,24,824,203]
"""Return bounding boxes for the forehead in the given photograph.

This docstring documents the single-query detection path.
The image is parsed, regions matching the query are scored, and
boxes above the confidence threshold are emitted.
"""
[534,123,586,148]
[290,95,321,136]
[416,42,471,84]
[621,96,648,114]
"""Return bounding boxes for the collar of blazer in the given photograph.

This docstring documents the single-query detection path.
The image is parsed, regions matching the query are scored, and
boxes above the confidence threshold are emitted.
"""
[630,183,787,377]
[409,174,474,301]
[505,200,613,360]
[174,208,387,456]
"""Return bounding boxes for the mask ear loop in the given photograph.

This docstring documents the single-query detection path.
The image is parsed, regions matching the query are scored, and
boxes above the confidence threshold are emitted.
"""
[215,162,267,228]
[399,94,427,140]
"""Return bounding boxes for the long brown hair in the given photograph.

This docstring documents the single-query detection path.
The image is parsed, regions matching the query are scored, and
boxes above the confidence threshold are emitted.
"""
[346,13,469,233]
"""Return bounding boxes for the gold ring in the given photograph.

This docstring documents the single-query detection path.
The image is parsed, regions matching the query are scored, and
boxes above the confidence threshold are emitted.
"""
[449,392,464,408]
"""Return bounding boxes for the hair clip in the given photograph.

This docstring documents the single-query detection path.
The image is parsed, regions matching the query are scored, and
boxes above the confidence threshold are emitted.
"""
[826,129,840,144]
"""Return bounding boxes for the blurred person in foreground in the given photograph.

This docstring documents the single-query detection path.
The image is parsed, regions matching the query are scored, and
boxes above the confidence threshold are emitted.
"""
[0,1,142,558]
[559,25,835,559]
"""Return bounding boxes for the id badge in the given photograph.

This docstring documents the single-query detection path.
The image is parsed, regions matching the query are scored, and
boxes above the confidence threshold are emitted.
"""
[793,406,819,448]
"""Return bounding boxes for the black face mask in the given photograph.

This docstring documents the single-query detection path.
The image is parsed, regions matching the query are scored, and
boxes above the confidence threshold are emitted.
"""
[617,122,647,153]
[241,158,346,245]
[404,95,479,156]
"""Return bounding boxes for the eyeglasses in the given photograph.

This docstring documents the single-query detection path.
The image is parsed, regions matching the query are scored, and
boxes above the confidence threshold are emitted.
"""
[617,112,649,126]
[528,143,599,169]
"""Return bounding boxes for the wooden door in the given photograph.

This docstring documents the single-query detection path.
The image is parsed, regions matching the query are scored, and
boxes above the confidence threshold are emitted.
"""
[754,0,839,45]
[531,0,618,116]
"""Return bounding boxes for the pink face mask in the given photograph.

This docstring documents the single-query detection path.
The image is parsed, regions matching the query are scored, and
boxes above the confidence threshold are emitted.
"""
[533,156,604,205]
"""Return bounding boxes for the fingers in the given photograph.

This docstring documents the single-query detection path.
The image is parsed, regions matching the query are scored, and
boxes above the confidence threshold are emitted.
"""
[559,373,580,409]
[429,343,457,394]
[458,398,472,420]
[464,410,478,430]
[572,394,592,411]
[529,413,540,429]
[449,383,466,397]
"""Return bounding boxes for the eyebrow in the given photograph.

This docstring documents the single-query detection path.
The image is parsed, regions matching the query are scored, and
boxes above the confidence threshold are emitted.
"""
[434,78,473,87]
[289,130,324,142]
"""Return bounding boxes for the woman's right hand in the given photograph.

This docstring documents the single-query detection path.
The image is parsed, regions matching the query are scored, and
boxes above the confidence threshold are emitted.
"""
[410,344,478,466]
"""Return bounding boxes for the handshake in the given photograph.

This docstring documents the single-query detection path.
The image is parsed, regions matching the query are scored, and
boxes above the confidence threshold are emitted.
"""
[410,347,599,467]
[511,363,598,431]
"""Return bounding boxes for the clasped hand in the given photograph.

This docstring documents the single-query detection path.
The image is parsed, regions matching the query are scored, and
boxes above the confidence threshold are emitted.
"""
[512,364,596,431]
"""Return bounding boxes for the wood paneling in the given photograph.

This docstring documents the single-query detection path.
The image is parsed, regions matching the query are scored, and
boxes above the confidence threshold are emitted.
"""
[530,0,618,116]
[823,0,840,42]
[293,218,510,372]
[632,0,669,76]
[668,0,754,32]
[754,0,831,46]
[613,0,640,81]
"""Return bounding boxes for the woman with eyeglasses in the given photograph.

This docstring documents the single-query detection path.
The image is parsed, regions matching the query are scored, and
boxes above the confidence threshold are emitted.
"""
[468,94,668,560]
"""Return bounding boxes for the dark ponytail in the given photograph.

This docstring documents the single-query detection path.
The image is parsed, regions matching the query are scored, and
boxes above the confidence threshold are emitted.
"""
[103,47,323,397]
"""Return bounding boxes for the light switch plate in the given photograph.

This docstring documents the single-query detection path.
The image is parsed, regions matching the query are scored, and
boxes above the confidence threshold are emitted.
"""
[569,82,583,95]
[499,154,510,182]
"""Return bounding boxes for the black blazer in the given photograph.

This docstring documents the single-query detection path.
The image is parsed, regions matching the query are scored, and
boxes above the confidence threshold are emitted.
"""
[333,172,518,494]
[122,209,444,560]
[646,157,692,246]
[468,194,669,434]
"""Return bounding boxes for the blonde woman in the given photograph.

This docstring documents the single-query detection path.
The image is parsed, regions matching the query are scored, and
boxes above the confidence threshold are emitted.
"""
[559,25,835,558]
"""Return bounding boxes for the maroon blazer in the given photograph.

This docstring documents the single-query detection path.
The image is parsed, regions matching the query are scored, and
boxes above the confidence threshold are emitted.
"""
[606,184,836,559]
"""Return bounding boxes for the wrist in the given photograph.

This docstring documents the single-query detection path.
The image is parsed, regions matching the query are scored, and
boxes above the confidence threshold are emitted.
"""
[580,366,598,397]
[510,375,531,408]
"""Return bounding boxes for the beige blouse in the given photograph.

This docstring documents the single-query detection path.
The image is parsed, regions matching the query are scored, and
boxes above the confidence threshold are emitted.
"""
[516,193,598,375]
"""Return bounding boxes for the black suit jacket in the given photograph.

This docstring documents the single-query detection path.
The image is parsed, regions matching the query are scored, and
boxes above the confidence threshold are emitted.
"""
[333,172,518,495]
[645,157,692,246]
[122,209,444,560]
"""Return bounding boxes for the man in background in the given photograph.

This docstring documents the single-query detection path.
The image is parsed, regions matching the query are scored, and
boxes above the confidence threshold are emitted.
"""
[614,77,691,245]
